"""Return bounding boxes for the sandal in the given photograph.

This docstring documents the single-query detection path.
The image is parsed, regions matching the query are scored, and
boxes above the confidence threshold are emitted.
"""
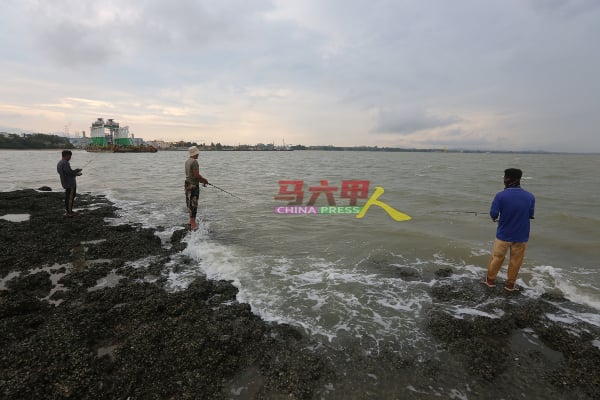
[481,276,496,288]
[504,283,520,292]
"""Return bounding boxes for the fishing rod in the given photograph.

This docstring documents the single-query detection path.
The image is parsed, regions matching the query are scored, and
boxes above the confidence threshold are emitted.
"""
[81,153,99,169]
[208,183,244,201]
[439,210,488,216]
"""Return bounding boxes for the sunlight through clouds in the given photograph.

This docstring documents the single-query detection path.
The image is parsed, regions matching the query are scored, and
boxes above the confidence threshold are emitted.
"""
[1,0,599,152]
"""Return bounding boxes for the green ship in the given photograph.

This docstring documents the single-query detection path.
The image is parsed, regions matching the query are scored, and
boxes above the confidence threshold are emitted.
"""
[85,118,157,153]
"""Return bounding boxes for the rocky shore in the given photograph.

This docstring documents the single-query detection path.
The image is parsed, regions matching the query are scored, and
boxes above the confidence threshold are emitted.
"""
[1,190,330,399]
[1,189,599,399]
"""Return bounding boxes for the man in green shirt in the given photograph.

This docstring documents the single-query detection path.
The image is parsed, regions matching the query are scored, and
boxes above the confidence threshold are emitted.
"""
[185,146,209,230]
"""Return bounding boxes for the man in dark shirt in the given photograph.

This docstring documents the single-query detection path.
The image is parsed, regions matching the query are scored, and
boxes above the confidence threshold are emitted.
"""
[482,168,535,292]
[56,150,82,217]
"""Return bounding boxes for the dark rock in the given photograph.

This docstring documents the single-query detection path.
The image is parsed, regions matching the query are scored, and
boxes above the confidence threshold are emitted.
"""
[0,189,331,399]
[6,271,53,298]
[435,267,453,278]
[3,189,599,400]
[425,277,600,399]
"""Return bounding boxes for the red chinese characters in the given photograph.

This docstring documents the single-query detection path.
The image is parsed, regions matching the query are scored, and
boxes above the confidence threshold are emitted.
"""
[275,180,370,206]
[340,180,370,206]
[274,180,304,205]
[307,180,338,206]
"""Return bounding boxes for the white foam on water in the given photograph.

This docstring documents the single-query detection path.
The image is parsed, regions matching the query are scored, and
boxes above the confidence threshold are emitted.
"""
[230,386,247,396]
[592,340,600,350]
[545,313,577,324]
[443,262,600,328]
[0,271,21,290]
[171,227,439,347]
[306,290,328,312]
[0,213,30,222]
[102,191,181,230]
[243,256,434,347]
[181,227,244,289]
[550,306,600,328]
[124,255,161,270]
[170,245,600,350]
[529,265,600,311]
[406,385,430,395]
[154,226,182,247]
[376,295,423,313]
[88,270,123,292]
[461,264,488,277]
[450,306,505,320]
[426,261,600,331]
[449,388,470,400]
[470,248,490,257]
[95,194,193,252]
[94,193,600,353]
[81,239,106,245]
[0,264,71,305]
[83,191,600,354]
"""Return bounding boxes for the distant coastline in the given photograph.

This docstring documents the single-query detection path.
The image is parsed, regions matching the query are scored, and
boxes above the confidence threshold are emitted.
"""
[277,145,560,154]
[1,131,594,154]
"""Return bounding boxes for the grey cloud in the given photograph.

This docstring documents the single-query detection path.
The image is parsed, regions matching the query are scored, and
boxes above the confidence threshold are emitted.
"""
[27,0,273,67]
[374,109,461,135]
[416,135,491,149]
[527,0,600,18]
[1,1,600,152]
[34,21,120,66]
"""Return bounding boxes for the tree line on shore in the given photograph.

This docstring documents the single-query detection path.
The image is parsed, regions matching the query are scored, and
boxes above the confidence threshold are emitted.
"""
[0,133,74,149]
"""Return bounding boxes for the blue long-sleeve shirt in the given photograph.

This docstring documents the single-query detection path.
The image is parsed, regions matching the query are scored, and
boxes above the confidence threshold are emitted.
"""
[490,186,535,242]
[57,159,78,189]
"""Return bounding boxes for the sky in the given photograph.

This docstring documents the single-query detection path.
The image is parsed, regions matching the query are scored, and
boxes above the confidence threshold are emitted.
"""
[1,0,599,152]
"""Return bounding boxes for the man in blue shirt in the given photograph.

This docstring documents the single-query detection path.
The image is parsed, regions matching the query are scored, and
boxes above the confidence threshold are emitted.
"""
[482,168,535,292]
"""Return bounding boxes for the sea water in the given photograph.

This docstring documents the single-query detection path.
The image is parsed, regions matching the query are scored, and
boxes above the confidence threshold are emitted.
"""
[2,149,599,375]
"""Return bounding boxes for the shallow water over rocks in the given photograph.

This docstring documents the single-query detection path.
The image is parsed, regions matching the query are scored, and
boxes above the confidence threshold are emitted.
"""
[1,189,599,399]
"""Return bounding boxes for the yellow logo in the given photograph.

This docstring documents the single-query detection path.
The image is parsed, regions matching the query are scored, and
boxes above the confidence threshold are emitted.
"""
[356,186,411,222]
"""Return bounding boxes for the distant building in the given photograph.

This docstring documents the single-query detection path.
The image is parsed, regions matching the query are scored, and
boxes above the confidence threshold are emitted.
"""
[146,139,167,149]
[69,137,91,148]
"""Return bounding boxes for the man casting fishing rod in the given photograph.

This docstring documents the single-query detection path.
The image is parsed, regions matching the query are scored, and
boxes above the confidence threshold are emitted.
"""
[57,150,82,218]
[482,168,535,292]
[185,146,209,231]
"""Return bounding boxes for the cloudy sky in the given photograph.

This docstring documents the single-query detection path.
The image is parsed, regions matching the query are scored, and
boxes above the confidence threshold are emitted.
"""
[1,0,599,152]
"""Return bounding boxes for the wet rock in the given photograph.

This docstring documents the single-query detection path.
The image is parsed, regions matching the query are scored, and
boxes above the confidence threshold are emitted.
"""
[0,290,50,318]
[391,266,422,280]
[170,227,189,251]
[435,267,453,278]
[3,189,599,400]
[6,271,53,298]
[426,277,600,399]
[0,189,331,399]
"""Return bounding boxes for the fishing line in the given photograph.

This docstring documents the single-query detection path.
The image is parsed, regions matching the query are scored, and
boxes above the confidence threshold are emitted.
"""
[438,210,488,216]
[208,183,244,201]
[81,153,99,169]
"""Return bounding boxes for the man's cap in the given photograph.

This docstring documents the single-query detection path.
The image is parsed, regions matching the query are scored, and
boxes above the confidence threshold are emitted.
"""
[504,168,522,179]
[189,146,200,157]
